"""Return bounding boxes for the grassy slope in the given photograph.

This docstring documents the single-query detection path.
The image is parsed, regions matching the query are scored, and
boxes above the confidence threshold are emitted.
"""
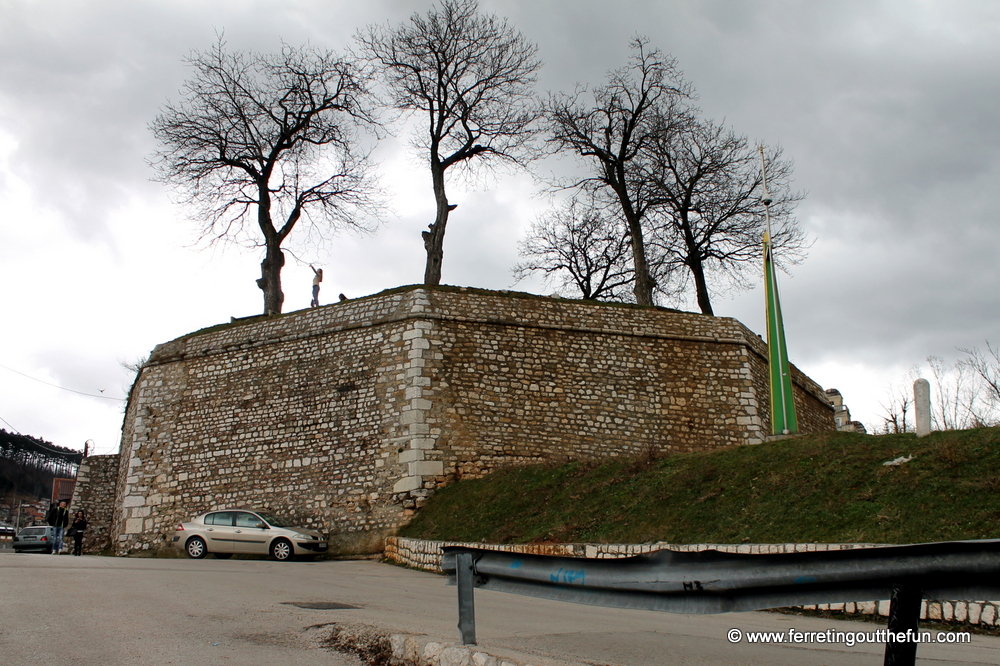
[398,428,1000,545]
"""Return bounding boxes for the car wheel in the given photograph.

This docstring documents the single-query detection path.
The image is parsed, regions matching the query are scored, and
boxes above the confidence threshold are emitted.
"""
[270,538,294,562]
[213,552,233,559]
[186,536,208,559]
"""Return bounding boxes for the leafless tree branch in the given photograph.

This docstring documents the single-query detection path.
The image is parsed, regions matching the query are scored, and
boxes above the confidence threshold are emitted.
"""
[149,39,382,315]
[358,0,542,285]
[543,37,693,306]
[643,119,807,315]
[513,196,635,301]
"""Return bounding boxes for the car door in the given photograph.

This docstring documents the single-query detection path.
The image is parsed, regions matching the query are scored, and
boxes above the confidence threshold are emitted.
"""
[233,511,270,555]
[202,511,237,553]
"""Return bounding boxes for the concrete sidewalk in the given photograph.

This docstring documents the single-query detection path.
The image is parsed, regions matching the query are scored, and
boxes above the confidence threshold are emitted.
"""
[2,554,998,665]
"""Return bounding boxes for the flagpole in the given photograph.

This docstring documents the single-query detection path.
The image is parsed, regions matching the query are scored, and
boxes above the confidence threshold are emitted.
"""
[759,146,798,435]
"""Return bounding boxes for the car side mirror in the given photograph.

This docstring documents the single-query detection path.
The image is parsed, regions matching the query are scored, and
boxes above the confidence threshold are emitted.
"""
[256,522,267,529]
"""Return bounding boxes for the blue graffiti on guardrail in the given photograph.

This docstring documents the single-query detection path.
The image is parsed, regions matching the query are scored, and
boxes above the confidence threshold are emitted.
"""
[550,567,586,585]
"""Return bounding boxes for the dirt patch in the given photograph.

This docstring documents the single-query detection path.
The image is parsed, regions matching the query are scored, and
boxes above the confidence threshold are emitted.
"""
[318,623,409,666]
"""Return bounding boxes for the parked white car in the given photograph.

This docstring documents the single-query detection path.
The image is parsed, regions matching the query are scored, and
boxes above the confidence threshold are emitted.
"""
[172,509,327,561]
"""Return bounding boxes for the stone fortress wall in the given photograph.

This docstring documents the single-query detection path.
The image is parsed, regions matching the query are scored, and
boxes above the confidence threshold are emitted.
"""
[110,285,834,556]
[68,453,120,553]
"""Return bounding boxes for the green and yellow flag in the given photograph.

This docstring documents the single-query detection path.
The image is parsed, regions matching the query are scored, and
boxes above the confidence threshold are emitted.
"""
[763,228,797,435]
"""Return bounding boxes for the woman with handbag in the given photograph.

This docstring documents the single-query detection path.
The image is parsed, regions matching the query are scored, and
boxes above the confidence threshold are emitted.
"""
[70,510,88,556]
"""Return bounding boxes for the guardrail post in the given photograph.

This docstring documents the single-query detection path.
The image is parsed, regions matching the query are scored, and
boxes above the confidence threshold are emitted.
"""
[456,551,477,645]
[883,584,922,666]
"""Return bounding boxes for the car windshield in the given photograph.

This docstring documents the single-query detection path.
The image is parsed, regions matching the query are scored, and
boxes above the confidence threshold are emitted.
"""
[254,512,294,528]
[20,527,46,535]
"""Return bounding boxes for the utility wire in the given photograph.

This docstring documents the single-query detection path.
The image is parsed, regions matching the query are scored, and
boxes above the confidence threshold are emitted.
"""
[0,363,125,401]
[0,420,84,457]
[0,413,21,433]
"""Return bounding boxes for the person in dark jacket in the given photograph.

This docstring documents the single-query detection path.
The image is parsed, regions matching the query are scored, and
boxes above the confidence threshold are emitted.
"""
[70,510,88,556]
[50,500,70,554]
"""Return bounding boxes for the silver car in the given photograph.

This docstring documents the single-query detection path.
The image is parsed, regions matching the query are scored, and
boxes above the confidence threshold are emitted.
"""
[172,509,327,561]
[13,526,58,553]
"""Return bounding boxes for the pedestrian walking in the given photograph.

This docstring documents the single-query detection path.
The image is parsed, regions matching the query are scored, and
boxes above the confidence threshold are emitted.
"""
[50,500,69,554]
[69,510,88,556]
[45,502,57,526]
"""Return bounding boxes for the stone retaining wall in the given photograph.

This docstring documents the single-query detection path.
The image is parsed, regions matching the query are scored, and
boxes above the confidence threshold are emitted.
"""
[385,536,1000,628]
[69,454,120,553]
[110,286,834,556]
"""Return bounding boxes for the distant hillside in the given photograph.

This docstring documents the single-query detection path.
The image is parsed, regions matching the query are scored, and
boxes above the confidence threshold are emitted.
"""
[398,427,1000,545]
[0,429,81,504]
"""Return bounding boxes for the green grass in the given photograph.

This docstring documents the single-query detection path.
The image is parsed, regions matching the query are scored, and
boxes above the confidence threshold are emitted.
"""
[399,427,1000,545]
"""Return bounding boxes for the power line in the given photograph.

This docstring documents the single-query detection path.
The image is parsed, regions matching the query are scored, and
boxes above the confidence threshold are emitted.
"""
[0,363,125,401]
[0,413,21,434]
[0,424,84,459]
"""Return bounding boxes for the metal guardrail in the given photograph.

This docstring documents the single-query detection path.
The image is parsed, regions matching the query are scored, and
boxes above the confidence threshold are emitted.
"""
[443,540,1000,666]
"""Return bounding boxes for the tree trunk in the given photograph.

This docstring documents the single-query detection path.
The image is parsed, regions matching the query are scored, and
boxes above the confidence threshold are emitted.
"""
[423,164,450,286]
[688,255,714,316]
[614,184,654,306]
[256,239,285,315]
[627,223,655,306]
[254,185,285,315]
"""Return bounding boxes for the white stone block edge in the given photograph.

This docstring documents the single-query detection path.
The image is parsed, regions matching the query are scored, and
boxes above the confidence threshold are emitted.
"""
[319,621,571,666]
[388,632,554,666]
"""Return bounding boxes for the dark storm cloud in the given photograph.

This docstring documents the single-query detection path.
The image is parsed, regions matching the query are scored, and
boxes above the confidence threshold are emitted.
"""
[592,1,1000,370]
[3,0,1000,441]
[0,0,407,241]
[0,3,179,239]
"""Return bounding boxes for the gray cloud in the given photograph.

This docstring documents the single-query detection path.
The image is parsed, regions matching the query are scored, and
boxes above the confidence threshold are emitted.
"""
[3,0,1000,445]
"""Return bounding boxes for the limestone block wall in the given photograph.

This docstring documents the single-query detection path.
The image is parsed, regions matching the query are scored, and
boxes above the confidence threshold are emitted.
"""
[740,330,833,437]
[113,290,420,555]
[416,288,833,478]
[385,537,1000,628]
[111,286,834,556]
[68,454,120,553]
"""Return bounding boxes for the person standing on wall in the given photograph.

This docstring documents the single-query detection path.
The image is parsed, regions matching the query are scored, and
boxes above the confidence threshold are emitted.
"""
[69,510,88,556]
[50,500,69,554]
[310,265,323,308]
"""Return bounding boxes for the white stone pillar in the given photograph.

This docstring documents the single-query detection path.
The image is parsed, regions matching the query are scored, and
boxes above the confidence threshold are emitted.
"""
[914,378,931,437]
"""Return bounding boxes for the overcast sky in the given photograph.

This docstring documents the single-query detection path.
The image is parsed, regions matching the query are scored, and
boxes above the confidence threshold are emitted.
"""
[2,0,999,455]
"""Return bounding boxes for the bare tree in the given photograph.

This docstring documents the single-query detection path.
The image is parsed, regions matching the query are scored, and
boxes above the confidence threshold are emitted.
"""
[544,37,692,306]
[644,119,806,315]
[925,356,989,430]
[513,197,633,300]
[960,341,1000,411]
[359,0,541,286]
[150,40,380,315]
[877,355,998,435]
[878,381,913,434]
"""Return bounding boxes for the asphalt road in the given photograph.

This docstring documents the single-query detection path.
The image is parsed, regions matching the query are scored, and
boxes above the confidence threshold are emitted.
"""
[2,552,998,665]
